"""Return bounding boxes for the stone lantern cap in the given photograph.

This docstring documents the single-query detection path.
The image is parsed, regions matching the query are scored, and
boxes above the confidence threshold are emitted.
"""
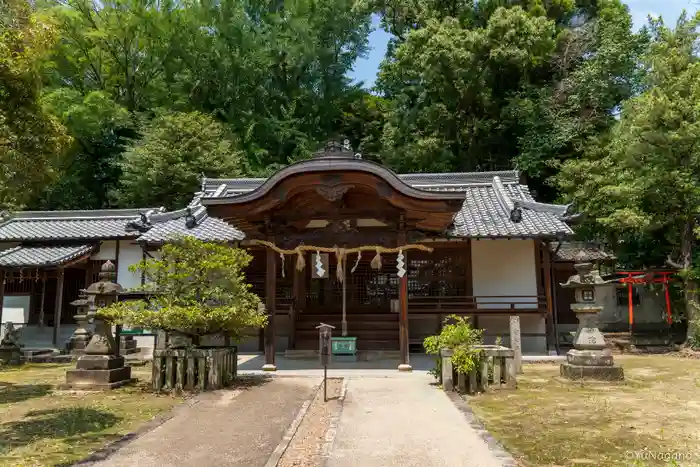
[560,261,609,289]
[85,260,124,295]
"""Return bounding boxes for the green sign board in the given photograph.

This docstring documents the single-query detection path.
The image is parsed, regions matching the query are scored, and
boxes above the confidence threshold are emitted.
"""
[331,337,357,355]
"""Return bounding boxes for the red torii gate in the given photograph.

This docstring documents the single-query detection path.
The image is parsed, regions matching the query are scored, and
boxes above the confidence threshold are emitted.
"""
[616,270,676,328]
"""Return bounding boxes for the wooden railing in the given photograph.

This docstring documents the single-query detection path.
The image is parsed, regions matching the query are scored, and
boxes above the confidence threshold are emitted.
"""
[441,345,517,393]
[408,295,546,314]
[152,347,238,392]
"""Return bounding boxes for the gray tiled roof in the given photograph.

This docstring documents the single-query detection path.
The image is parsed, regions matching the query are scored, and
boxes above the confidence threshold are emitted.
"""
[551,242,615,262]
[0,244,96,267]
[136,204,244,244]
[201,170,573,238]
[0,209,161,241]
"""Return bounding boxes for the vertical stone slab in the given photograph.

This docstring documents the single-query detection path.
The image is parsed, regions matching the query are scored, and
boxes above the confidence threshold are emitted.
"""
[480,358,489,391]
[457,372,466,393]
[186,355,195,391]
[176,351,185,391]
[165,354,174,390]
[468,368,477,394]
[440,349,453,391]
[152,352,162,391]
[492,358,502,389]
[509,315,522,374]
[505,357,517,389]
[197,353,206,390]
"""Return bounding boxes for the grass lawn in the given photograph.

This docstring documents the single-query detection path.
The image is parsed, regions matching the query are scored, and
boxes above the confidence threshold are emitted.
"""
[469,355,700,467]
[0,363,184,467]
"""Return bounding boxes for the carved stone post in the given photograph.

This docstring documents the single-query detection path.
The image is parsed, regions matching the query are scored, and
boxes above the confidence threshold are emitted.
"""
[509,315,522,374]
[65,261,133,389]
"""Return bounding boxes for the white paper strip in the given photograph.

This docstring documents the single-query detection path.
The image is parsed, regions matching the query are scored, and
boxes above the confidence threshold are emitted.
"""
[396,250,406,278]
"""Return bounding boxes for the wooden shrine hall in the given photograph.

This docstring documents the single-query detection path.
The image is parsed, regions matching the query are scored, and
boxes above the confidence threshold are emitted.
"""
[182,140,578,369]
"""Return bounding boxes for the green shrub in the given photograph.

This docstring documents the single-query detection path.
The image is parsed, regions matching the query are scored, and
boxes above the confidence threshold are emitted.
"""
[423,315,483,379]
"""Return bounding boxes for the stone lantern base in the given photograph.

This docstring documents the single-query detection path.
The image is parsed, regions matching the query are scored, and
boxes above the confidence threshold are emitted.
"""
[64,355,133,390]
[0,346,21,365]
[560,349,624,380]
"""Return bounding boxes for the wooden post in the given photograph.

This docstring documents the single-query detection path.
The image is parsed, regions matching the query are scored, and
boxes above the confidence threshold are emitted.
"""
[290,264,302,350]
[342,255,347,336]
[52,268,65,347]
[38,272,46,326]
[263,242,277,371]
[398,229,411,371]
[0,269,5,327]
[542,242,555,353]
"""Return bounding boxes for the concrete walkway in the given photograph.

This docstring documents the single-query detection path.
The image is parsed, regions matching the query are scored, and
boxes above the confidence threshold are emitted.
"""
[87,377,316,467]
[328,376,508,467]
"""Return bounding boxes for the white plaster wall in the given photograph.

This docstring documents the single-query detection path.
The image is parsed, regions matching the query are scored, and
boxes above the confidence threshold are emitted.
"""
[117,241,143,290]
[1,295,31,324]
[91,240,117,260]
[471,239,538,309]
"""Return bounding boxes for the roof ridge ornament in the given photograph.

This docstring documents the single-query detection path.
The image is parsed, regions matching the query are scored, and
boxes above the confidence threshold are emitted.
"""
[313,138,357,159]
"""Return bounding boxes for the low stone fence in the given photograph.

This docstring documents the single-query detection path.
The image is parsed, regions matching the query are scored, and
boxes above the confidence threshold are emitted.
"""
[441,345,517,394]
[152,347,238,392]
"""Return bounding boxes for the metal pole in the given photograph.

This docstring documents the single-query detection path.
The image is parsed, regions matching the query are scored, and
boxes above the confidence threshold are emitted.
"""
[324,363,327,402]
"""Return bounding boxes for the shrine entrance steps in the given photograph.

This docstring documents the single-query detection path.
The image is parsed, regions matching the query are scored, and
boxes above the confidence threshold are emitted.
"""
[293,312,399,351]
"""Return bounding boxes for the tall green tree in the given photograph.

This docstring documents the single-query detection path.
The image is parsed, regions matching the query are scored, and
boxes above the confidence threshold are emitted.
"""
[0,0,70,210]
[375,0,643,201]
[114,110,245,209]
[557,12,700,341]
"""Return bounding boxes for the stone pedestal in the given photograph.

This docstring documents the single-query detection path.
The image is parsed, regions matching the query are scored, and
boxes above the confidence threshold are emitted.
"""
[0,346,21,365]
[560,304,624,381]
[65,355,132,389]
[120,335,139,354]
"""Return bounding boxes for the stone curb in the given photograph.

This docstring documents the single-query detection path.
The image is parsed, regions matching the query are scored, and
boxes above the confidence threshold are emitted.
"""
[445,391,518,467]
[320,377,348,466]
[66,395,201,466]
[264,380,322,467]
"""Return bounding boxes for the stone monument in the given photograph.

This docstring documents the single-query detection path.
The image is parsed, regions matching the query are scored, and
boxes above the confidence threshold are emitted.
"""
[0,322,23,365]
[559,257,624,380]
[66,292,93,355]
[64,261,133,389]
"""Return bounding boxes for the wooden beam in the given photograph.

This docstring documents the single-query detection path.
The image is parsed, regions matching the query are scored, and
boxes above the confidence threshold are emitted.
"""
[542,242,555,352]
[465,240,476,330]
[114,240,121,283]
[264,238,276,369]
[52,267,65,348]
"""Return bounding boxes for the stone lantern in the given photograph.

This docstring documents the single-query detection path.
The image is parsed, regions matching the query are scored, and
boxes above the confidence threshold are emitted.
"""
[66,291,93,355]
[64,261,133,389]
[559,257,624,380]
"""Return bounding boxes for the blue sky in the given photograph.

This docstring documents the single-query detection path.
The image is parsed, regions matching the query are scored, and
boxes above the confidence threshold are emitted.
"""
[349,1,699,88]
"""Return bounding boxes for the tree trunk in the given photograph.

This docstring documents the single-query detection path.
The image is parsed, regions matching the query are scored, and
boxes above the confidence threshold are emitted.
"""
[680,220,698,343]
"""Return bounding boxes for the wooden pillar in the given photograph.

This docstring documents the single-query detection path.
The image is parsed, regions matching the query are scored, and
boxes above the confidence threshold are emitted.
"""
[398,228,411,371]
[542,242,555,353]
[0,269,5,327]
[263,242,276,370]
[38,272,46,326]
[52,267,65,347]
[290,263,303,350]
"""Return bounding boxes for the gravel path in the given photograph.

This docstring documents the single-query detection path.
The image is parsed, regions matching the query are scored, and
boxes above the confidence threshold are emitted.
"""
[327,376,507,467]
[89,377,316,467]
[278,378,343,467]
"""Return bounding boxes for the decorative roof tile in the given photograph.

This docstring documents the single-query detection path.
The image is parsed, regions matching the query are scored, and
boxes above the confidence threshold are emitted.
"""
[136,205,244,244]
[0,209,161,241]
[0,244,97,267]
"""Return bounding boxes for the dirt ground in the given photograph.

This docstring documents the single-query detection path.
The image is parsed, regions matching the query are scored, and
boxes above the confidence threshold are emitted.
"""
[469,355,700,466]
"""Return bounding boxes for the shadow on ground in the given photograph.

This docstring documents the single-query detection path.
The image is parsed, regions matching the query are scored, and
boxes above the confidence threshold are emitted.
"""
[0,382,53,404]
[237,353,436,372]
[0,407,122,454]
